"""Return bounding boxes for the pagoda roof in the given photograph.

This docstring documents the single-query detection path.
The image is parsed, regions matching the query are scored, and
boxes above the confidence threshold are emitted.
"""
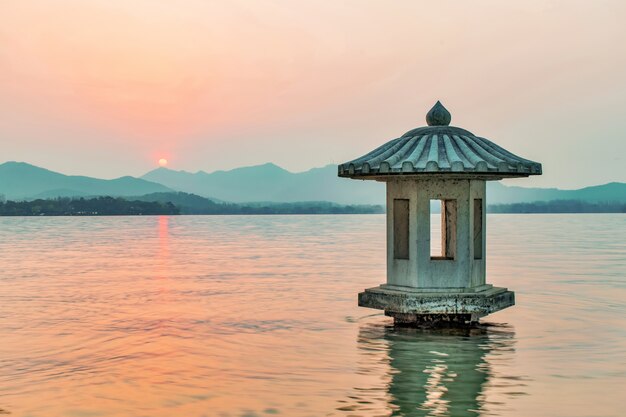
[338,101,542,180]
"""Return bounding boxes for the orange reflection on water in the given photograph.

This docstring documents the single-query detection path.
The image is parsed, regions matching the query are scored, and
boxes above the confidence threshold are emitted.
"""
[156,215,170,279]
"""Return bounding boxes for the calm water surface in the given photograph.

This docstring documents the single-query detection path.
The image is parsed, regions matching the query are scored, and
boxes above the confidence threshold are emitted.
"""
[0,214,624,417]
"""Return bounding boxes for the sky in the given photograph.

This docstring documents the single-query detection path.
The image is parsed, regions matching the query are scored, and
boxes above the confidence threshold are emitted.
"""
[1,0,625,189]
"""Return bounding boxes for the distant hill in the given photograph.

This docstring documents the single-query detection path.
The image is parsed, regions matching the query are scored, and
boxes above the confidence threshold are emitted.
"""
[1,160,624,206]
[0,162,173,200]
[30,188,91,199]
[142,163,626,205]
[131,191,383,214]
[488,181,626,204]
[132,192,224,212]
[142,163,385,204]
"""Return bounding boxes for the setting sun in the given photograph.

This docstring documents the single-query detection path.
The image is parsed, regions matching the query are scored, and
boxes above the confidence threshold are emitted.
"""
[158,158,168,167]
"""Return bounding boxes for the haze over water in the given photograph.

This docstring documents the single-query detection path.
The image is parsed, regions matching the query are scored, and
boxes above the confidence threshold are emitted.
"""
[0,214,624,416]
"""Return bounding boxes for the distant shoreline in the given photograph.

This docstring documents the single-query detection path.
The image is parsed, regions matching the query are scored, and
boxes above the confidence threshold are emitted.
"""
[0,196,623,216]
[488,200,625,214]
[0,196,384,216]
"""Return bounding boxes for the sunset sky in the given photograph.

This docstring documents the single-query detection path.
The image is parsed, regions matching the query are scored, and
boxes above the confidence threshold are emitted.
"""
[1,0,624,188]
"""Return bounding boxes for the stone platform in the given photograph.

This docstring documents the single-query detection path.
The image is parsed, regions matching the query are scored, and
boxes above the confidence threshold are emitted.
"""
[358,285,514,327]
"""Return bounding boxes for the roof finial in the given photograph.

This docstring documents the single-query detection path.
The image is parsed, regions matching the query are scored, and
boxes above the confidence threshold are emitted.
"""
[426,101,451,126]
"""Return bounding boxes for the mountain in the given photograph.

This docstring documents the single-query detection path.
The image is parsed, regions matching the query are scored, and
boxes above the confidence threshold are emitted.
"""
[488,181,626,204]
[0,162,173,200]
[143,163,626,205]
[132,192,225,212]
[142,163,385,204]
[131,191,383,214]
[2,160,623,206]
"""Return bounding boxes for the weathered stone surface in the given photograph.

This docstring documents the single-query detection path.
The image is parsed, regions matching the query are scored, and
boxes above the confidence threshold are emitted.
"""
[358,285,514,319]
[385,179,486,289]
[361,178,514,326]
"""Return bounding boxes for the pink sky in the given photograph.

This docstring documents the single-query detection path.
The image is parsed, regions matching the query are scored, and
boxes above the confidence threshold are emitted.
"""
[1,0,625,188]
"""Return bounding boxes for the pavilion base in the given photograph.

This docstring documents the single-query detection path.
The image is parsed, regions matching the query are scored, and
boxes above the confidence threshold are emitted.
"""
[358,285,514,328]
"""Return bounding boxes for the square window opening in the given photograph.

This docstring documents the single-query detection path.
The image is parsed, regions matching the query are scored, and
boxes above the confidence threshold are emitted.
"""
[430,199,457,260]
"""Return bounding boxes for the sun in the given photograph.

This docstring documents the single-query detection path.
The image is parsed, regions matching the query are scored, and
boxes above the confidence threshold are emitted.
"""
[158,158,168,167]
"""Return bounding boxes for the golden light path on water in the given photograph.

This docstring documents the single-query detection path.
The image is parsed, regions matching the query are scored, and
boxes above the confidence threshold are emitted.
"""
[0,214,624,416]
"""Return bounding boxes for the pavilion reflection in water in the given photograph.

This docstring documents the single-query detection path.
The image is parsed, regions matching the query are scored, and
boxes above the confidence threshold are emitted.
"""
[335,323,524,417]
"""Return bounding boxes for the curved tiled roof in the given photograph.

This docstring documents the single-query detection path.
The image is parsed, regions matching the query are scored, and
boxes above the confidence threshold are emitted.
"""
[338,102,542,179]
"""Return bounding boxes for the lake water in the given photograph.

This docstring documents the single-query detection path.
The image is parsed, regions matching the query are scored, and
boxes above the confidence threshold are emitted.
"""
[0,214,624,417]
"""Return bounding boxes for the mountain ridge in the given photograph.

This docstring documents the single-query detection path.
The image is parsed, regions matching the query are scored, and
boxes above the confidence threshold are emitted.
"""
[142,163,626,205]
[1,160,624,205]
[0,161,173,200]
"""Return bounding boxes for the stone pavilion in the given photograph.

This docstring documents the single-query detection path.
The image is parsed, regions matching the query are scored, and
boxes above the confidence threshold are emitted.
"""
[338,101,542,326]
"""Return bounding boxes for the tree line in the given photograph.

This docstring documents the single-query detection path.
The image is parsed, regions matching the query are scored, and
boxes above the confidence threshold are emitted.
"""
[131,192,385,214]
[0,197,179,216]
[0,195,384,216]
[488,200,626,213]
[1,195,622,216]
